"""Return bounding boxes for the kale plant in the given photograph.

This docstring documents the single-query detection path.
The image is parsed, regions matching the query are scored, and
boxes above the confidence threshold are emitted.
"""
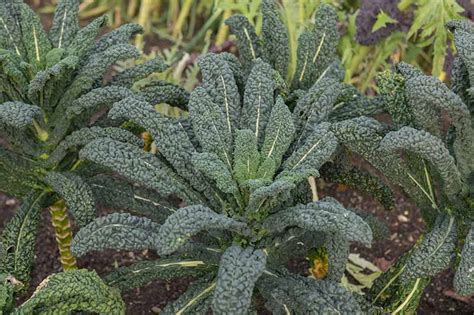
[70,52,386,313]
[348,20,473,312]
[0,0,187,299]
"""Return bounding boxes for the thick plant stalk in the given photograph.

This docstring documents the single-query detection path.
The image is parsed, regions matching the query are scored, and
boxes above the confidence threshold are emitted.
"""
[49,199,77,270]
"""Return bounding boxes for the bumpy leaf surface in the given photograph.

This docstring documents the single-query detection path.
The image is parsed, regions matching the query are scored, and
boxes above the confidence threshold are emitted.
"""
[212,246,266,315]
[156,206,248,255]
[454,224,474,296]
[401,215,457,281]
[14,270,125,314]
[72,213,161,257]
[44,172,96,227]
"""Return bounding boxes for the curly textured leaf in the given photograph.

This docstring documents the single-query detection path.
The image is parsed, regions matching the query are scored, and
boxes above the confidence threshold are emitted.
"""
[18,3,51,65]
[27,56,79,105]
[262,273,363,314]
[88,175,175,222]
[283,122,338,172]
[106,258,210,291]
[68,16,108,59]
[92,23,143,55]
[225,15,261,71]
[192,152,238,194]
[156,205,248,255]
[189,87,233,169]
[261,0,289,78]
[108,97,206,192]
[260,97,295,169]
[62,44,140,106]
[66,86,135,119]
[212,245,266,315]
[0,191,45,284]
[111,56,168,88]
[233,129,260,184]
[264,199,373,246]
[198,53,241,136]
[44,172,96,227]
[79,138,201,203]
[454,224,474,296]
[72,213,161,257]
[320,163,395,210]
[0,102,42,130]
[14,270,125,315]
[325,233,350,282]
[48,0,80,48]
[48,126,142,165]
[240,59,275,144]
[137,80,190,109]
[401,215,457,281]
[292,4,339,90]
[380,127,462,197]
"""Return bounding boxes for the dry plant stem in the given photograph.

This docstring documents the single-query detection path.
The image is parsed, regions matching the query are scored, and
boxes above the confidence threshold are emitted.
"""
[49,199,77,270]
[135,0,154,46]
[173,0,194,38]
[215,8,233,46]
[308,176,319,201]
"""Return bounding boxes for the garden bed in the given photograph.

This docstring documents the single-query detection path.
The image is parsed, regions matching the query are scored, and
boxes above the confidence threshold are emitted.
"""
[2,185,472,314]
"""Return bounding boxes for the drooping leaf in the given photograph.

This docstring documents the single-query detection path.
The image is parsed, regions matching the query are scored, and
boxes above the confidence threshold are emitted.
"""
[105,258,211,291]
[264,199,373,246]
[79,138,202,203]
[0,191,45,284]
[400,215,457,281]
[14,270,125,314]
[454,224,474,296]
[72,213,161,257]
[156,206,249,255]
[44,172,96,227]
[380,127,462,197]
[211,245,267,315]
[111,56,168,88]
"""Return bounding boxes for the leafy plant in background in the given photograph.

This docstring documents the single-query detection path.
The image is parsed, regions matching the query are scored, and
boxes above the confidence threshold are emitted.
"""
[71,48,386,313]
[351,20,473,313]
[344,0,471,90]
[368,21,474,312]
[0,0,187,306]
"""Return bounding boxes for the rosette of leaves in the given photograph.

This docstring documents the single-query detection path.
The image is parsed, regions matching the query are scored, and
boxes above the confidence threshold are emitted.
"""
[71,53,379,314]
[362,20,474,312]
[0,0,187,293]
